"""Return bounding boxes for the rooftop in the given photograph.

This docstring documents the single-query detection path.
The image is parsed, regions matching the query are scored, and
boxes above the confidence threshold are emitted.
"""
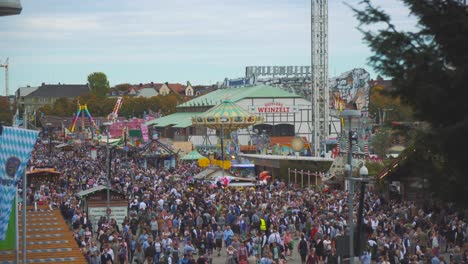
[26,83,90,98]
[177,85,301,108]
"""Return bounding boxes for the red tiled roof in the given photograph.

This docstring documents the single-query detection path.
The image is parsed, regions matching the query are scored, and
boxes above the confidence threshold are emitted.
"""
[128,83,164,92]
[167,83,187,94]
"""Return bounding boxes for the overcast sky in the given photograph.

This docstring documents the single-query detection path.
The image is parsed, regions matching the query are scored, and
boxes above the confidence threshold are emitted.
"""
[0,0,416,94]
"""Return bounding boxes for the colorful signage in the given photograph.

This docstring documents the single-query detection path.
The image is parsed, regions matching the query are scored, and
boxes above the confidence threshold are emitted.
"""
[141,124,149,142]
[249,102,298,114]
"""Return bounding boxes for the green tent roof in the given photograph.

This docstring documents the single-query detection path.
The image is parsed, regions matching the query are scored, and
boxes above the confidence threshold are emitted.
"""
[145,112,202,128]
[180,150,206,160]
[178,85,301,108]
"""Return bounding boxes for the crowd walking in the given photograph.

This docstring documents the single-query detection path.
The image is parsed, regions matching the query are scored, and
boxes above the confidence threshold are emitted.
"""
[26,140,468,264]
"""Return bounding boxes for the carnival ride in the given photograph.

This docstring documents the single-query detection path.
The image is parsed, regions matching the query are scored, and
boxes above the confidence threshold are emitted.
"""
[69,102,98,134]
[108,97,124,123]
[193,100,263,166]
[192,100,264,186]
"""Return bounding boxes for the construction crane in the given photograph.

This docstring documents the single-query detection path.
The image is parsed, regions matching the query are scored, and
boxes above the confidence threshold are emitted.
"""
[107,97,124,123]
[0,58,8,96]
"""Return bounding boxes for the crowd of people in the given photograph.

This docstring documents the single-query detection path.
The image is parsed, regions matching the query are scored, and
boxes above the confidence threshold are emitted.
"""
[25,138,468,264]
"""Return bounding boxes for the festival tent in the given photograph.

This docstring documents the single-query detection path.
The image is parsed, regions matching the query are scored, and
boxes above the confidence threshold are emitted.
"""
[180,150,205,161]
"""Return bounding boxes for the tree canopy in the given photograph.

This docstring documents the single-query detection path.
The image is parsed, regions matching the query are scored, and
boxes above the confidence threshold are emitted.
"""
[0,96,13,125]
[38,94,182,120]
[353,0,468,206]
[87,72,110,98]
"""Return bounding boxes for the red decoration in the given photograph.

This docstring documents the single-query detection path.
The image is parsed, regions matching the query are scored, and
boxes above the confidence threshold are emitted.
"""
[331,147,339,158]
[259,171,271,181]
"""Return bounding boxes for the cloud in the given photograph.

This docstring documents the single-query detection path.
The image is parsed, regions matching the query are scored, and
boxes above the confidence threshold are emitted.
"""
[21,15,101,31]
[2,0,418,90]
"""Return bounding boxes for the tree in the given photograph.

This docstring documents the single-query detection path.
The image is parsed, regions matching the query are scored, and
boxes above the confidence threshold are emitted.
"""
[87,72,110,98]
[0,96,13,125]
[371,127,393,158]
[114,83,131,92]
[352,0,468,206]
[369,84,414,126]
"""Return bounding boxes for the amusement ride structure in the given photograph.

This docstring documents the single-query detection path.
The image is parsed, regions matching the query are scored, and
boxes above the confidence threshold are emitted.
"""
[69,101,98,133]
[192,99,263,176]
[107,97,124,123]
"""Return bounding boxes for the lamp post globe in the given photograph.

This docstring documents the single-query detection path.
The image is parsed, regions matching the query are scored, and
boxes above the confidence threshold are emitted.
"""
[359,165,368,178]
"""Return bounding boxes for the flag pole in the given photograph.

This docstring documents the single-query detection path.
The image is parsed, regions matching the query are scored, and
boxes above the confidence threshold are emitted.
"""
[15,188,19,263]
[22,169,27,263]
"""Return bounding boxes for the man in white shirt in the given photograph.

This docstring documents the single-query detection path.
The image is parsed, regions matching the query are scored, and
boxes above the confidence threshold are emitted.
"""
[268,229,283,247]
[139,200,147,211]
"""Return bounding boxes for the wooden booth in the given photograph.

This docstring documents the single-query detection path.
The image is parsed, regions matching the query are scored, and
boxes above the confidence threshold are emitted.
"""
[76,186,128,231]
[27,167,61,193]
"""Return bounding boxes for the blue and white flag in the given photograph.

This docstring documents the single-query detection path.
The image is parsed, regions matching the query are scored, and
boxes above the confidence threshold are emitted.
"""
[0,126,39,240]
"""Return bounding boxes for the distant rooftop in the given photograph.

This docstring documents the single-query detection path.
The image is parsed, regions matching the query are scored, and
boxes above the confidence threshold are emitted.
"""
[26,83,90,98]
[16,86,39,97]
[177,85,301,108]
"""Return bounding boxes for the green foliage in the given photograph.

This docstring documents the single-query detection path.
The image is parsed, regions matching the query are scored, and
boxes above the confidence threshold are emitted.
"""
[38,94,180,120]
[369,85,414,126]
[372,128,393,158]
[0,96,13,125]
[365,161,386,176]
[114,83,131,92]
[87,72,110,98]
[353,0,468,207]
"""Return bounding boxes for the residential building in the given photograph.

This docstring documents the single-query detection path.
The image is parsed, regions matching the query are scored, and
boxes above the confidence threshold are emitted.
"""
[23,83,90,113]
[15,85,39,109]
[114,81,197,97]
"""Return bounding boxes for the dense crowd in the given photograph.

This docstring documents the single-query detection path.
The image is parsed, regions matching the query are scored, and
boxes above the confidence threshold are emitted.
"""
[26,139,468,264]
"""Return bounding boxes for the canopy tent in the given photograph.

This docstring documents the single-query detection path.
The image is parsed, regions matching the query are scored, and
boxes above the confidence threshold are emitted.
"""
[181,150,206,160]
[146,112,200,128]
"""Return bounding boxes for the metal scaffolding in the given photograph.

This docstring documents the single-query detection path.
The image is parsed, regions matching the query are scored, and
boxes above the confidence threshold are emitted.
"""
[311,0,329,156]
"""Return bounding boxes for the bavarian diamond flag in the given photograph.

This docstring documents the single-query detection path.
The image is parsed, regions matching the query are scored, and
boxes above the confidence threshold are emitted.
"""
[0,126,39,240]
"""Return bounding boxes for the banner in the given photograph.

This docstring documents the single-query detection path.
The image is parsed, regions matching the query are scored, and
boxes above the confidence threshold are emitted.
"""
[0,126,39,240]
[141,124,149,142]
[0,197,15,250]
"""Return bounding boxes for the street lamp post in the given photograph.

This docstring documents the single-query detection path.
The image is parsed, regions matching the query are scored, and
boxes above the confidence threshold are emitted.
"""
[356,164,369,257]
[103,122,112,221]
[46,122,52,157]
[219,117,229,177]
[340,110,361,264]
[63,120,67,142]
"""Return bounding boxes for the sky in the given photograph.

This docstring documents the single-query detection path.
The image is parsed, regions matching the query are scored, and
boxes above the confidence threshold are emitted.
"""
[0,0,417,95]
